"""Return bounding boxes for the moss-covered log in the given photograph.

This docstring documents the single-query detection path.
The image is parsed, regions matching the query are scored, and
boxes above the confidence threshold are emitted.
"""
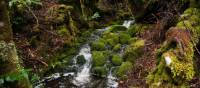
[147,7,200,87]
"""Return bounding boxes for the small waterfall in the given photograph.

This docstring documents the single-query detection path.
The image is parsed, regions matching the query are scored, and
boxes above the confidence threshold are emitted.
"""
[73,44,92,86]
[34,20,134,88]
[122,20,135,28]
[107,67,118,88]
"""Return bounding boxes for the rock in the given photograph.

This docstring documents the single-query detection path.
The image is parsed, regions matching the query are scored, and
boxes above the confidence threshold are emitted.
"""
[92,51,107,66]
[77,55,86,66]
[108,25,127,32]
[111,54,123,66]
[124,39,145,62]
[116,61,133,79]
[102,32,119,47]
[112,44,121,51]
[91,39,106,51]
[119,32,131,44]
[92,66,107,77]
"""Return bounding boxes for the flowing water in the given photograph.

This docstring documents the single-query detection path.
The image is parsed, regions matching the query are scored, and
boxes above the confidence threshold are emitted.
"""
[34,20,134,88]
[72,44,92,87]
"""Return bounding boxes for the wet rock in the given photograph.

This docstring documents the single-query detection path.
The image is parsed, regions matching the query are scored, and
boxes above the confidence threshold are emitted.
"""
[77,55,86,66]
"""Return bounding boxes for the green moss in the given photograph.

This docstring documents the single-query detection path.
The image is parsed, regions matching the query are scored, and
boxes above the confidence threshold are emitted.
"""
[124,39,145,62]
[46,5,73,24]
[116,61,133,79]
[111,54,122,66]
[108,25,127,32]
[92,66,107,77]
[102,32,119,47]
[57,25,70,36]
[91,38,106,51]
[163,52,195,82]
[128,37,138,44]
[128,24,142,36]
[113,44,121,51]
[92,51,107,66]
[119,32,131,44]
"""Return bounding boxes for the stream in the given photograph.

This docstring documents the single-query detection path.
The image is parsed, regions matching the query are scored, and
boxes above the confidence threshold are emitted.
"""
[34,20,134,88]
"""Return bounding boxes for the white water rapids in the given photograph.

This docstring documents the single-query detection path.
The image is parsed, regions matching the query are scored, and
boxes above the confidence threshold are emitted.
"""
[34,20,134,88]
[72,44,92,86]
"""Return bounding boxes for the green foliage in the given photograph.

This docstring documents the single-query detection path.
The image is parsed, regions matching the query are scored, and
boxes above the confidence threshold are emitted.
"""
[116,61,133,79]
[92,66,107,77]
[1,69,30,82]
[30,73,40,83]
[111,54,122,66]
[92,51,107,66]
[91,39,106,51]
[119,32,131,44]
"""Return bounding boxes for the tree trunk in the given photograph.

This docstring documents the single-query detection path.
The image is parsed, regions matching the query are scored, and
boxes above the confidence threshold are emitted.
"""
[0,0,32,88]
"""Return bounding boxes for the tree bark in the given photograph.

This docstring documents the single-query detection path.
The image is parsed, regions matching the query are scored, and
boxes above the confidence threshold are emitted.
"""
[0,0,32,88]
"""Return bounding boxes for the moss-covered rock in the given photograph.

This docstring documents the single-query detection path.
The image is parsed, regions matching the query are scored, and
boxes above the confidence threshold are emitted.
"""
[92,66,107,77]
[77,55,86,66]
[91,39,106,51]
[119,32,131,44]
[116,61,133,79]
[112,44,121,51]
[108,25,127,32]
[128,24,143,36]
[124,39,145,62]
[111,54,122,66]
[92,51,107,66]
[102,32,119,47]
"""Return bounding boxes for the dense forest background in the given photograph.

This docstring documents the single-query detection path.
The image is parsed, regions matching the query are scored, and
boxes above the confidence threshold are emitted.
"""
[1,0,200,88]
